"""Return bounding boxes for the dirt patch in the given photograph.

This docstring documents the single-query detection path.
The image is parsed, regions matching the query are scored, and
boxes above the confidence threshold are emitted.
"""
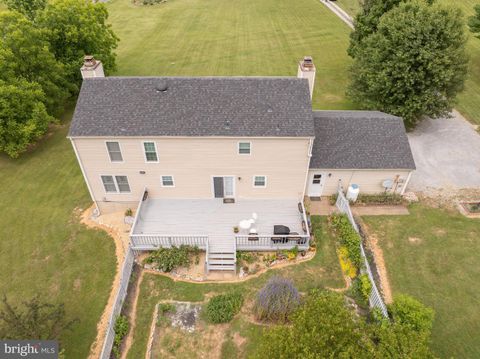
[151,302,228,359]
[232,332,247,347]
[359,222,393,304]
[433,228,447,236]
[73,278,82,291]
[417,188,480,211]
[408,237,422,244]
[81,204,132,359]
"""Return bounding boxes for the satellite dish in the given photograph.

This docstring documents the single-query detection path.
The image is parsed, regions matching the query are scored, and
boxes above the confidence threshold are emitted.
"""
[382,179,394,189]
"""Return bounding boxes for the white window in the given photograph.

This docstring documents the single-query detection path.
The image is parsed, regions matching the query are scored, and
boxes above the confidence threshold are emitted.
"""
[115,176,131,193]
[161,175,175,187]
[143,141,158,162]
[101,175,117,193]
[101,175,131,193]
[106,141,123,162]
[238,142,251,155]
[253,175,267,188]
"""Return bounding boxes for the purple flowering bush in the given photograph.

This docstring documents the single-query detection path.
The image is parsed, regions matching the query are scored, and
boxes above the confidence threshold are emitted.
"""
[254,276,301,323]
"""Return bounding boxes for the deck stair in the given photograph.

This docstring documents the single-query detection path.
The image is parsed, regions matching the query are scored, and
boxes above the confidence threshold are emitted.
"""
[206,236,236,272]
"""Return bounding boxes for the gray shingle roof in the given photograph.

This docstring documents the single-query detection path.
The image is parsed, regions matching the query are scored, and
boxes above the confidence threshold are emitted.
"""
[69,77,314,137]
[310,111,415,170]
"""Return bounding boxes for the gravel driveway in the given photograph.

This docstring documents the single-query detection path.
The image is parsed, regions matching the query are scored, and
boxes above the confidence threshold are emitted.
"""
[407,111,480,191]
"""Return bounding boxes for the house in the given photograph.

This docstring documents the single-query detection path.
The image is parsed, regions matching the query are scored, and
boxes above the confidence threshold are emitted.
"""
[69,56,415,271]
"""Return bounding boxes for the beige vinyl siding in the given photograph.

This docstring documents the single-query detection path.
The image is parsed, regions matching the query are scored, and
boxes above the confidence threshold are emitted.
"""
[309,169,412,196]
[72,137,311,206]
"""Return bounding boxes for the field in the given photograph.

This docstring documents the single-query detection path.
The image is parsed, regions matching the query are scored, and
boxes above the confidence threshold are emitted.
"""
[0,110,116,358]
[106,0,355,110]
[126,217,343,359]
[363,204,480,358]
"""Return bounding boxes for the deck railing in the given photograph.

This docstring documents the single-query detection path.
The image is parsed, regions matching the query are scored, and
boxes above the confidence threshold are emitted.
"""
[130,234,208,250]
[235,235,309,251]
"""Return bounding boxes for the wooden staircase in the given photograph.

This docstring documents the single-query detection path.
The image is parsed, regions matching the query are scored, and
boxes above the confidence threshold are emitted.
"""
[206,237,236,272]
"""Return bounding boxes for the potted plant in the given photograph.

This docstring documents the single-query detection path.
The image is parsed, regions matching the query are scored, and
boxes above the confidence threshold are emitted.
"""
[124,208,134,224]
[233,226,239,233]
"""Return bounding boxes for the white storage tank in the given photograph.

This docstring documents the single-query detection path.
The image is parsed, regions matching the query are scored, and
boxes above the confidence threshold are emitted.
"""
[346,184,360,202]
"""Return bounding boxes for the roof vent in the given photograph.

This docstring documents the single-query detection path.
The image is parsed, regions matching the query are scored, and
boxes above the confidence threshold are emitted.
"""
[267,107,273,113]
[224,120,231,130]
[155,80,168,93]
[276,124,281,132]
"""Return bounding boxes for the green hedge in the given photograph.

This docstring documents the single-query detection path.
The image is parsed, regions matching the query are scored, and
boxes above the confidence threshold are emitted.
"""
[330,214,362,268]
[204,292,244,323]
[144,245,200,272]
[329,193,404,206]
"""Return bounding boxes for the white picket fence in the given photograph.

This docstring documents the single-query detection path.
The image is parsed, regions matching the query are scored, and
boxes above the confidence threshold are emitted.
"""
[335,189,389,318]
[99,246,136,359]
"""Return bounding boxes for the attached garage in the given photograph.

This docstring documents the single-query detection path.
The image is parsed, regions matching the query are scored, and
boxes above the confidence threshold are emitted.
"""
[307,111,416,197]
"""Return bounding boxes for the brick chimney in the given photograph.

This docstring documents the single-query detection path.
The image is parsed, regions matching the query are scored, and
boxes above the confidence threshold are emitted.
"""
[80,55,105,79]
[297,56,315,99]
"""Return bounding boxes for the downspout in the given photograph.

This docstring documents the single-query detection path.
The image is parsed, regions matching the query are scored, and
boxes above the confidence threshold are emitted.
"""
[302,137,314,199]
[401,171,413,195]
[69,137,100,214]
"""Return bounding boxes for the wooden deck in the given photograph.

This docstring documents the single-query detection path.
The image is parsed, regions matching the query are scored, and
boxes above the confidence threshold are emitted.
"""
[133,198,304,239]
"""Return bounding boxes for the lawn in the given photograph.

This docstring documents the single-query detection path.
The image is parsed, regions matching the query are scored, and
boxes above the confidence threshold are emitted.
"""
[363,204,480,359]
[126,217,343,359]
[0,110,116,358]
[106,0,355,110]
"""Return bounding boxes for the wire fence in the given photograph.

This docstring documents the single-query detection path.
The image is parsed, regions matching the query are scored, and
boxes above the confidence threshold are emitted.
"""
[335,189,389,318]
[99,246,136,359]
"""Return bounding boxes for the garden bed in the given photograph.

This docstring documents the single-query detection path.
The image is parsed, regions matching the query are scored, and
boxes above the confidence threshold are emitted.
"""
[142,247,316,282]
[458,201,480,218]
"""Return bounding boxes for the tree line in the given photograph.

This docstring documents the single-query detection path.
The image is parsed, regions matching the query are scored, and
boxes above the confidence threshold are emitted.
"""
[0,0,118,157]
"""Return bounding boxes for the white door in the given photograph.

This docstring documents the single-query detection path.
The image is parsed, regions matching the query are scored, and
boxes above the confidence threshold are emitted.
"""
[223,176,234,197]
[308,172,326,197]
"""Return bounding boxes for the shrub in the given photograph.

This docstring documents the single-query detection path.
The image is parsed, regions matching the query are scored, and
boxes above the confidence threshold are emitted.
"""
[329,193,338,205]
[356,193,404,205]
[236,252,256,265]
[350,273,372,305]
[388,295,434,334]
[205,292,243,324]
[112,315,129,358]
[124,208,133,217]
[254,276,301,323]
[144,245,199,272]
[159,303,175,314]
[338,246,357,278]
[359,274,372,301]
[330,214,362,268]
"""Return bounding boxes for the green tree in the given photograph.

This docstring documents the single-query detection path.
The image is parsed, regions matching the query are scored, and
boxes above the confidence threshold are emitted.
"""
[348,1,468,128]
[2,0,46,20]
[468,4,480,39]
[0,295,77,340]
[253,290,435,358]
[253,290,374,358]
[0,11,69,115]
[388,294,435,333]
[349,0,406,58]
[38,0,119,88]
[0,79,53,157]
